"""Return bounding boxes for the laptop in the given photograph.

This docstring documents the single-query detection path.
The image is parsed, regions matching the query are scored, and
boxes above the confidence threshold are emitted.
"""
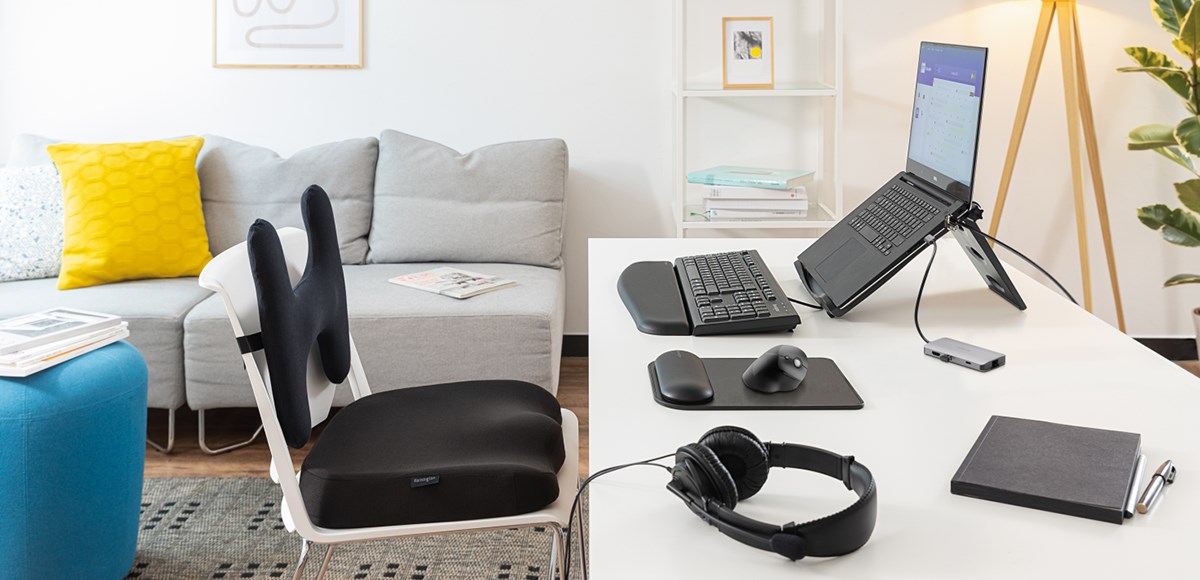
[796,42,989,317]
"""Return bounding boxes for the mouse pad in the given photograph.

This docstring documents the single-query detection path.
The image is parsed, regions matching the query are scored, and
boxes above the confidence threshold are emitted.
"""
[648,358,864,411]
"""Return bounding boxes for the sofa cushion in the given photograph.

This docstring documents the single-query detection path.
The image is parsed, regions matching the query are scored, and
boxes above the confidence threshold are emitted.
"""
[0,277,212,409]
[6,134,60,167]
[184,263,564,410]
[368,131,567,268]
[197,135,378,264]
[48,137,213,290]
[0,166,63,282]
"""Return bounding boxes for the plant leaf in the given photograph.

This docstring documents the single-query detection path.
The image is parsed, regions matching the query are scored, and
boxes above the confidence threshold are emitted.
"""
[1121,47,1191,103]
[1178,179,1200,212]
[1141,204,1200,246]
[1180,2,1200,57]
[1176,116,1200,156]
[1156,145,1198,173]
[1155,0,1194,36]
[1164,210,1200,246]
[1174,37,1199,59]
[1165,274,1200,286]
[1129,124,1181,150]
[1139,204,1175,229]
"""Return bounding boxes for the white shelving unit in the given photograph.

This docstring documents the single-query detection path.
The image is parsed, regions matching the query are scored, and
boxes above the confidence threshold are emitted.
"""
[672,0,843,237]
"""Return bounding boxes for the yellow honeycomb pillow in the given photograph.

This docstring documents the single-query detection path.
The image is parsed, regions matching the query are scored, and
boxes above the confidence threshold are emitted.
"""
[47,137,212,290]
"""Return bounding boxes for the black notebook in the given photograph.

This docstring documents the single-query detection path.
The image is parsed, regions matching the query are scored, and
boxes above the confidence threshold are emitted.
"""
[951,415,1141,524]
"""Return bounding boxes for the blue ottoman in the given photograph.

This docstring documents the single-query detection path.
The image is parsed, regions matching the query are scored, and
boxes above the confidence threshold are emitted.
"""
[0,341,147,579]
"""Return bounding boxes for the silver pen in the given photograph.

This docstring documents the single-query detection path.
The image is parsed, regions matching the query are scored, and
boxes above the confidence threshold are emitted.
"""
[1136,460,1177,514]
[1124,454,1146,518]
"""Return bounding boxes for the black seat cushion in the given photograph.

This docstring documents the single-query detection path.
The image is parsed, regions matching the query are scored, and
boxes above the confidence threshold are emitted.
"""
[299,380,566,529]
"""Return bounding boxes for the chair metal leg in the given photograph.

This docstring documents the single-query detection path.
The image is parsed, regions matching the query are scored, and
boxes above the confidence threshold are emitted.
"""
[313,544,335,580]
[548,525,565,580]
[198,409,264,455]
[146,407,176,454]
[292,539,312,580]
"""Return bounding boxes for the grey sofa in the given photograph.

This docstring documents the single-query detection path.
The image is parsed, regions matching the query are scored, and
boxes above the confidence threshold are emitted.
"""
[0,130,568,452]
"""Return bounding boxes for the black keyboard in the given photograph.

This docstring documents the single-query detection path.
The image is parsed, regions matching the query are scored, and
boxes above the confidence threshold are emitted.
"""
[676,249,800,336]
[847,184,941,256]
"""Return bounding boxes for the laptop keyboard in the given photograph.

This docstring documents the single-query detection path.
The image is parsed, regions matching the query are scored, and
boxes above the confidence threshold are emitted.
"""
[847,184,941,255]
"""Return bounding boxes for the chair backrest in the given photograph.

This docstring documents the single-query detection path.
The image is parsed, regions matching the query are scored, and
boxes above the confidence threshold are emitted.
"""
[199,193,372,537]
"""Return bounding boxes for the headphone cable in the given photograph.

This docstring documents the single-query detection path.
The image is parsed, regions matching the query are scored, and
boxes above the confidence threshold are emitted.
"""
[562,454,673,580]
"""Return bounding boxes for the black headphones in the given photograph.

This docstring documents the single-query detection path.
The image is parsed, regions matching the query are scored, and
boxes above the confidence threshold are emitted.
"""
[667,426,877,561]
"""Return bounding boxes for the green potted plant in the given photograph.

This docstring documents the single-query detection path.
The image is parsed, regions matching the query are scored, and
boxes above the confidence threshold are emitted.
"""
[1122,0,1200,343]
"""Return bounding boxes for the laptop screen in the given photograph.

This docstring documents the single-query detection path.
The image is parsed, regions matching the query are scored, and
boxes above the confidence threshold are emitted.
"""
[906,42,987,202]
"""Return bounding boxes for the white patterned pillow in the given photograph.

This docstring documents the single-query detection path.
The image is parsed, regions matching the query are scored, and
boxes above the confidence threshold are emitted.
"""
[0,165,64,282]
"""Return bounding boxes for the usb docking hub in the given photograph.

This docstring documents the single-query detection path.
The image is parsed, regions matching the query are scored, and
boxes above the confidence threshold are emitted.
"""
[924,337,1005,372]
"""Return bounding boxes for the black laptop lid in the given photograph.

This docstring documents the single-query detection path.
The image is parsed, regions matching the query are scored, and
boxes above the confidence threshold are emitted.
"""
[905,42,987,204]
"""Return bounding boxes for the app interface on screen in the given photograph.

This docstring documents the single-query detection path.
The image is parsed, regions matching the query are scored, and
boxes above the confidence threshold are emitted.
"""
[907,45,985,187]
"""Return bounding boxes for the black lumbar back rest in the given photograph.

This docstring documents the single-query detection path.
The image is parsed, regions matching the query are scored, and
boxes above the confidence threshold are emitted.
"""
[246,185,352,448]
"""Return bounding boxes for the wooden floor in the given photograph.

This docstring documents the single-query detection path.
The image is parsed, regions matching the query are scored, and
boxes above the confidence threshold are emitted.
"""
[145,358,590,479]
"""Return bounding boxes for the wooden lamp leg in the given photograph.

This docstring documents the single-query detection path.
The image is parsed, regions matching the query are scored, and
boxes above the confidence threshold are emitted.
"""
[1071,6,1127,332]
[1056,0,1094,312]
[989,1,1058,239]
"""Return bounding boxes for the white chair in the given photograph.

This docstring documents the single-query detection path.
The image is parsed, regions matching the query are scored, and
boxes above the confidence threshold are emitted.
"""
[198,226,579,580]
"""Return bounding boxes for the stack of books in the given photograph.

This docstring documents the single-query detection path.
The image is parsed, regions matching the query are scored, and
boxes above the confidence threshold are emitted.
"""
[0,308,129,377]
[687,165,815,220]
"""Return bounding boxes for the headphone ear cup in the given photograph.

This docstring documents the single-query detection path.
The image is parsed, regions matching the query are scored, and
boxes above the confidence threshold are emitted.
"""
[699,426,770,501]
[674,444,739,508]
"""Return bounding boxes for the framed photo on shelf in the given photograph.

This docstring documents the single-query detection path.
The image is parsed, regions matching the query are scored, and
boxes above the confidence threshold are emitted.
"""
[213,0,363,69]
[722,17,774,89]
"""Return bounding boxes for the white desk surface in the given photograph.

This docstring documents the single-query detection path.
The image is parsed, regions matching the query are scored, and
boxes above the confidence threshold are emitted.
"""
[587,237,1200,579]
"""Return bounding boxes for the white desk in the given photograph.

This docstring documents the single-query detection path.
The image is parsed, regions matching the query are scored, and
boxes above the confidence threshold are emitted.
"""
[588,238,1200,578]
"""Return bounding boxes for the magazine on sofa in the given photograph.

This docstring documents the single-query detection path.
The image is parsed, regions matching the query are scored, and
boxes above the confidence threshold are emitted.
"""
[388,267,516,299]
[0,308,122,356]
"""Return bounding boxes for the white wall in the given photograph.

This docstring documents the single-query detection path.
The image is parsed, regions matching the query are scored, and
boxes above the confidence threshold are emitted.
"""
[0,1,1193,337]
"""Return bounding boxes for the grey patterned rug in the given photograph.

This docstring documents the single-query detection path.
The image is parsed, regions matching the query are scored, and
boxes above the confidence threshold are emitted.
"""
[128,478,585,580]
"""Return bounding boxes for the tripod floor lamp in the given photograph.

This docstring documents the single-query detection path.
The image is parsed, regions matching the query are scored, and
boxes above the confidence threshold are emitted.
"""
[989,0,1126,332]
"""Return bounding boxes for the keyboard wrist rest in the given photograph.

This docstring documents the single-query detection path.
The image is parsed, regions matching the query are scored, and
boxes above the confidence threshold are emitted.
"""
[617,261,692,336]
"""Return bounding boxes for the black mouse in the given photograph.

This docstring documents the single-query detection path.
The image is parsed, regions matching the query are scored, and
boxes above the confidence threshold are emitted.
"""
[654,350,714,405]
[742,345,808,394]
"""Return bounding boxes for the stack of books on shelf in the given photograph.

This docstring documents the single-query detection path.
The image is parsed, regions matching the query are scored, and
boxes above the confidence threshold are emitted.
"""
[687,165,815,221]
[0,308,129,377]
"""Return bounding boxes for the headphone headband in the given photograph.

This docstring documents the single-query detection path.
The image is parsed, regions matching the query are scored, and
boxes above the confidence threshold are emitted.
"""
[668,439,877,561]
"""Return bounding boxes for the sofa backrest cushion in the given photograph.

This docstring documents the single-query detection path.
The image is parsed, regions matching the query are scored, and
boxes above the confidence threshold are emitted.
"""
[198,135,378,265]
[7,134,61,167]
[367,131,568,268]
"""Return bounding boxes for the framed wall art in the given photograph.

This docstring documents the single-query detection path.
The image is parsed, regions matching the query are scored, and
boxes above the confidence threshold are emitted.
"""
[213,0,363,68]
[722,16,774,89]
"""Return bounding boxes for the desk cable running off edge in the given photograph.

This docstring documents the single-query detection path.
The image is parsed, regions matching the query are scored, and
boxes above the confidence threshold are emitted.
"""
[972,229,1078,306]
[563,454,673,580]
[913,231,1077,345]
